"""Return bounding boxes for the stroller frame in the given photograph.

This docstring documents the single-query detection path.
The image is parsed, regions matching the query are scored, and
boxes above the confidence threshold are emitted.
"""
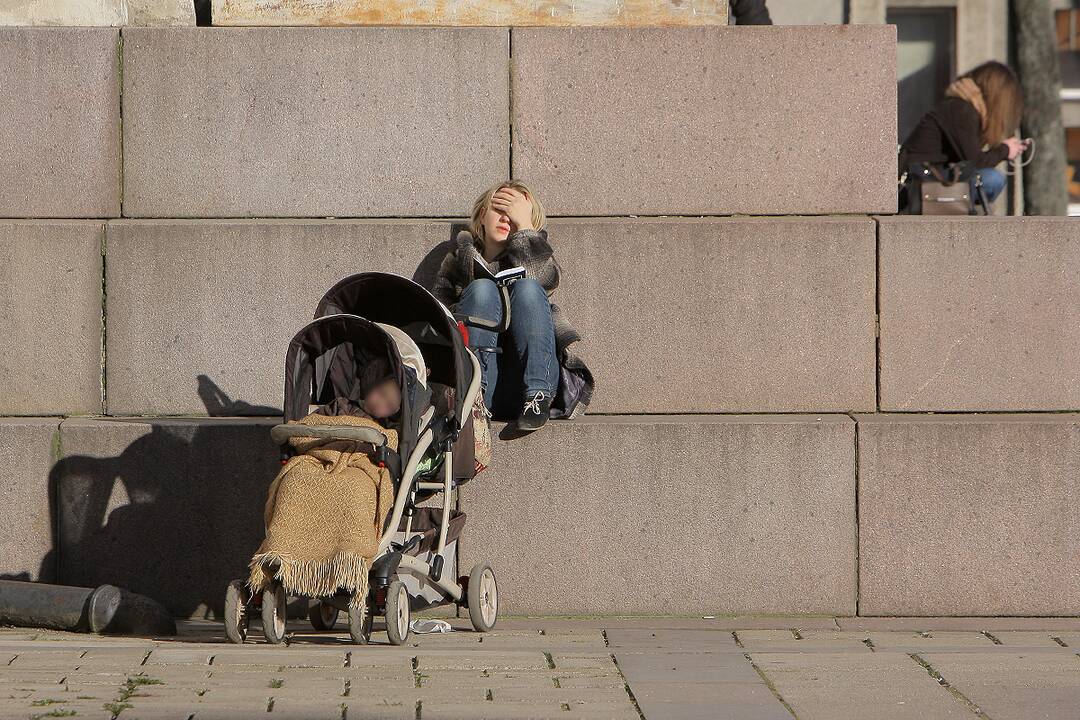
[225,275,498,647]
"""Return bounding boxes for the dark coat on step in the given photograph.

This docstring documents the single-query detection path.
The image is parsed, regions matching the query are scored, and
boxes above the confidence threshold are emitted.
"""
[431,228,594,420]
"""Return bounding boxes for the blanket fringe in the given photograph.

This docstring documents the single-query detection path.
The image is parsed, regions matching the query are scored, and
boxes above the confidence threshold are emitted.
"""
[249,551,370,604]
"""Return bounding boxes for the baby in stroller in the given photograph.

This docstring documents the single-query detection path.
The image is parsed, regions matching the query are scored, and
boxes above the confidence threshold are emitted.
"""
[313,355,404,422]
[224,273,498,647]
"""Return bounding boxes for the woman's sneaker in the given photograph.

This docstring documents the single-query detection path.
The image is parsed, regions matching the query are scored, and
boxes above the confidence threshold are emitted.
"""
[518,391,553,431]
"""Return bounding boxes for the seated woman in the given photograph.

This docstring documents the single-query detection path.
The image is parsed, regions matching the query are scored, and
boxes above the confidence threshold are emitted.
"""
[900,61,1028,208]
[432,181,592,431]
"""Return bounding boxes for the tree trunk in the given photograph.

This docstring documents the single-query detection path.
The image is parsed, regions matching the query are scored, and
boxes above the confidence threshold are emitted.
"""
[1012,0,1068,215]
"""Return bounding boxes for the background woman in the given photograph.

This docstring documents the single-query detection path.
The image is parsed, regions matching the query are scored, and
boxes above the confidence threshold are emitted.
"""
[901,61,1027,207]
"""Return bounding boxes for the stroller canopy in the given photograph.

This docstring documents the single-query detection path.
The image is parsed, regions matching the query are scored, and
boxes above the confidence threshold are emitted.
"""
[377,323,426,389]
[315,273,473,423]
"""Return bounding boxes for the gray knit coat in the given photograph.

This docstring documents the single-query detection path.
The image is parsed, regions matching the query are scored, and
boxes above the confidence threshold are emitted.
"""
[431,228,593,419]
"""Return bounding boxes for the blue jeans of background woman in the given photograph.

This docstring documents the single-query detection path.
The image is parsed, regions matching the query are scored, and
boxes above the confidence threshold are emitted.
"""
[974,167,1006,204]
[457,278,560,416]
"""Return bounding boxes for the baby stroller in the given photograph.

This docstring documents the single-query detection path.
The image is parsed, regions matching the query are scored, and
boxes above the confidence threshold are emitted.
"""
[223,272,498,646]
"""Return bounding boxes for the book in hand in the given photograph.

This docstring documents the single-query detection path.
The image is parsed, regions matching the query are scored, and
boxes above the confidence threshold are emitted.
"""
[476,262,526,286]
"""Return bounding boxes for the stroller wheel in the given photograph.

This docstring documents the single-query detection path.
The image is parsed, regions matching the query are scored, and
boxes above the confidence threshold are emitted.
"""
[467,562,498,633]
[309,600,340,631]
[348,596,372,645]
[384,581,411,646]
[224,580,250,644]
[261,583,287,645]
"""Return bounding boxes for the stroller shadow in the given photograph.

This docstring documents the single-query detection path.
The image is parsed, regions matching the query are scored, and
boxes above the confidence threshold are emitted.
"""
[36,377,279,619]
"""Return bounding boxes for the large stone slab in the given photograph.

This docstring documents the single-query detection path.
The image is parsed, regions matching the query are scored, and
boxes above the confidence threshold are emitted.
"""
[55,417,279,617]
[121,27,508,218]
[105,217,876,415]
[553,217,877,413]
[879,217,1080,412]
[460,415,857,616]
[0,28,120,217]
[0,222,104,415]
[104,220,444,415]
[857,413,1080,616]
[213,0,727,26]
[0,419,61,582]
[511,26,897,215]
[0,0,194,25]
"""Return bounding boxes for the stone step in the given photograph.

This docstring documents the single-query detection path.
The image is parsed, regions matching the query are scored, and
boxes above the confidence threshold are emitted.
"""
[101,217,876,417]
[0,414,855,617]
[1,25,895,219]
[857,413,1080,617]
[877,216,1080,412]
[8,216,1080,417]
[4,413,1078,617]
[0,28,120,218]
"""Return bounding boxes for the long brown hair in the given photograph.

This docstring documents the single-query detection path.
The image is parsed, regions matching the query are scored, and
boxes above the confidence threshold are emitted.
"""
[966,61,1023,146]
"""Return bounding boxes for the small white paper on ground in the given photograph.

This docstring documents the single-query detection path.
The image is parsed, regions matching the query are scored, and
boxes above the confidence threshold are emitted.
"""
[411,619,452,634]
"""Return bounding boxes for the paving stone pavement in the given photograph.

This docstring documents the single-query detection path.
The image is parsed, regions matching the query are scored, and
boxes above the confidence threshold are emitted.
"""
[2,617,1080,719]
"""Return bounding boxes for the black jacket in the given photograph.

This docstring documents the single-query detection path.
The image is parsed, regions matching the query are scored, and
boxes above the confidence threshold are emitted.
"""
[900,96,1009,172]
[730,0,771,24]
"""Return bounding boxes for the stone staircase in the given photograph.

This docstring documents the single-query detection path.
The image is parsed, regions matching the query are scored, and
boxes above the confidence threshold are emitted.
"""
[2,24,1078,619]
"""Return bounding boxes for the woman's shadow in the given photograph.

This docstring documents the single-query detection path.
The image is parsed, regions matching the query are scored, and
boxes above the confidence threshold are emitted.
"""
[35,377,280,618]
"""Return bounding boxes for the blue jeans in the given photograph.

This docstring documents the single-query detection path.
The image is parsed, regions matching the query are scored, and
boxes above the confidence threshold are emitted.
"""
[974,168,1006,204]
[457,278,560,414]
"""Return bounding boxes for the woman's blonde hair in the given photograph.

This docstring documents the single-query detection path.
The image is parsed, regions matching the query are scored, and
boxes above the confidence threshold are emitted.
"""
[967,61,1024,146]
[469,180,546,243]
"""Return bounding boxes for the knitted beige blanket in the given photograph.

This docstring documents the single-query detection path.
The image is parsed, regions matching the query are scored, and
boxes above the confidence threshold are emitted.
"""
[248,414,397,603]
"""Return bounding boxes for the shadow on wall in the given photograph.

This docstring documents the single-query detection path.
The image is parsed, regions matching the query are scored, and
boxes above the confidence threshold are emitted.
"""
[36,378,280,619]
[410,222,467,291]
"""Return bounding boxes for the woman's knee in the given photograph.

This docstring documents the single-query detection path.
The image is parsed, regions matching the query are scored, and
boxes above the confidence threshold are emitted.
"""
[459,279,502,319]
[978,168,1006,199]
[509,278,548,309]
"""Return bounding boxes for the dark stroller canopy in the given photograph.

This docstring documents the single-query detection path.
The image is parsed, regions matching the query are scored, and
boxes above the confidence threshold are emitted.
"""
[315,273,473,424]
[282,314,404,425]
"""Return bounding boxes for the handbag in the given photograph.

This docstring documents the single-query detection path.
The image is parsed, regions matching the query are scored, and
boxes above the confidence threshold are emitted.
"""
[448,386,492,480]
[900,161,990,216]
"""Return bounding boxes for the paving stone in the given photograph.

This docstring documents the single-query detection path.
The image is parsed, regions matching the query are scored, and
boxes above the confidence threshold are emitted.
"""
[735,629,874,653]
[921,652,1080,720]
[0,29,120,217]
[755,652,964,720]
[628,680,792,720]
[865,631,1001,651]
[512,26,896,216]
[416,652,553,671]
[604,629,742,654]
[616,650,765,686]
[122,28,508,218]
[878,216,1080,411]
[857,413,1080,616]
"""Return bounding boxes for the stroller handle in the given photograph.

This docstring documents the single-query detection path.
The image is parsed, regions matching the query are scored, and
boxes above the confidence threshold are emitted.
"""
[270,423,387,447]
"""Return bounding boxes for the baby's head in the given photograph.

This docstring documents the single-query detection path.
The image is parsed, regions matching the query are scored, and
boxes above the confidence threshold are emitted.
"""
[360,356,401,420]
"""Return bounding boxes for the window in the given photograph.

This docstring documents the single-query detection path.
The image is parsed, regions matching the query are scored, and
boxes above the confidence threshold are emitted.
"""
[889,7,957,143]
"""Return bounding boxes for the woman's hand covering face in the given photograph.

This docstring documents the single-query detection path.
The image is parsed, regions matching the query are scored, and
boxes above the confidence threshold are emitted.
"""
[490,187,535,233]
